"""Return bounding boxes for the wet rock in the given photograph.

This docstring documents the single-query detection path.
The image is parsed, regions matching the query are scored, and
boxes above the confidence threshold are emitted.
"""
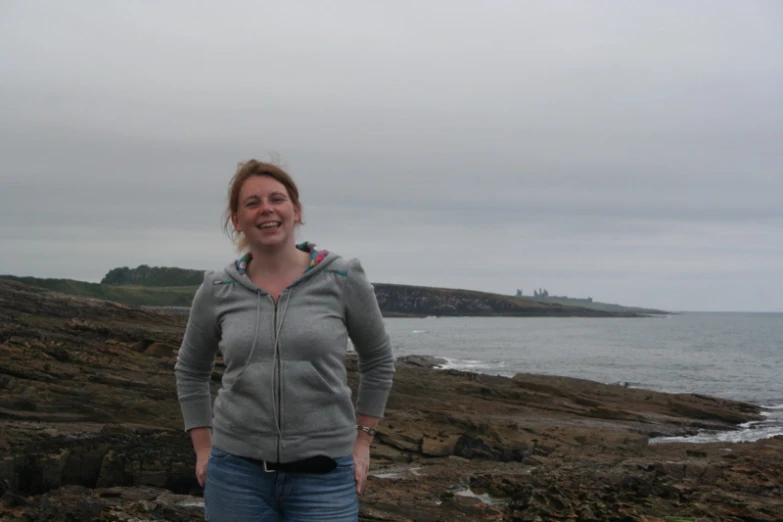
[394,355,447,369]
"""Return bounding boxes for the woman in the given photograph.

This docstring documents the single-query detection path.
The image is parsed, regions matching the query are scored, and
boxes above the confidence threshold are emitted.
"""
[174,160,395,521]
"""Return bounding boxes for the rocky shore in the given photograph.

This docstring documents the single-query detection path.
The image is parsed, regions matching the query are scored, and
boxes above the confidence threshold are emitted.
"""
[1,279,781,521]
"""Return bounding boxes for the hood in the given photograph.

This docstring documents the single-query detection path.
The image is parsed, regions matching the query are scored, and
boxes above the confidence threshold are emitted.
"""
[224,242,341,294]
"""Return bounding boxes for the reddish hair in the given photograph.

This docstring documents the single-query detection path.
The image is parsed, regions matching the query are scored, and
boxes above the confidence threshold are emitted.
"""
[223,160,303,251]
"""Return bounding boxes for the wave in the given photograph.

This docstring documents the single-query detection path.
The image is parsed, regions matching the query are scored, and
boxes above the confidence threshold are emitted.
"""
[651,404,783,444]
[437,357,509,373]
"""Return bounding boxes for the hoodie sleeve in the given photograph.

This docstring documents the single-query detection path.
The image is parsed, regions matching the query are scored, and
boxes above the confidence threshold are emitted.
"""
[174,272,221,431]
[344,259,395,418]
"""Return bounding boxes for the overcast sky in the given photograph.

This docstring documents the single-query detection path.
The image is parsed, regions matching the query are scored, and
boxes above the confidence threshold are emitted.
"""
[1,1,781,312]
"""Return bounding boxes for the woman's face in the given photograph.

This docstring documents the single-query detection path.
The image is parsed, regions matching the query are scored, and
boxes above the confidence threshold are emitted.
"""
[231,175,301,251]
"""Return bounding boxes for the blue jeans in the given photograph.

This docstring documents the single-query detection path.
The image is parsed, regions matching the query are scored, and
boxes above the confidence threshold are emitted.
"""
[204,447,358,522]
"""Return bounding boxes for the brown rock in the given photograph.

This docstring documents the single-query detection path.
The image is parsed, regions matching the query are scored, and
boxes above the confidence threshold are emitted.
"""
[421,435,460,457]
[1,278,782,522]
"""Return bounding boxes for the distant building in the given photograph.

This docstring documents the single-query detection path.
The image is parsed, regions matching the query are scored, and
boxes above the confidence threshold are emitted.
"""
[516,288,593,303]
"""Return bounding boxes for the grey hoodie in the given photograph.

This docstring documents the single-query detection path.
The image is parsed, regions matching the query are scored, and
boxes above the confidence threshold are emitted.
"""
[174,249,395,463]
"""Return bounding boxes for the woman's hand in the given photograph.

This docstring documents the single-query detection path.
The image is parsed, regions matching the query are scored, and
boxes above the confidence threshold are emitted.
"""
[352,436,371,495]
[189,427,213,488]
[353,416,379,494]
[195,446,211,487]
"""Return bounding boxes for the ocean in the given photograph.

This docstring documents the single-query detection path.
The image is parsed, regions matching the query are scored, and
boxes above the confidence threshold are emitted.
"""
[382,312,783,444]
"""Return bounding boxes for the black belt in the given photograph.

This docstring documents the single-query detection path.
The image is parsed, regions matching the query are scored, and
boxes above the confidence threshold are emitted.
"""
[244,455,338,474]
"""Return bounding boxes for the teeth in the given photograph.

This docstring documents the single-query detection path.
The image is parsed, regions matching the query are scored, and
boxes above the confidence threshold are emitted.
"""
[259,222,280,229]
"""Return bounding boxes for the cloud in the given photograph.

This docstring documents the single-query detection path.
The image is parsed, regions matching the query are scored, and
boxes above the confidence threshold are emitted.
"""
[1,1,781,311]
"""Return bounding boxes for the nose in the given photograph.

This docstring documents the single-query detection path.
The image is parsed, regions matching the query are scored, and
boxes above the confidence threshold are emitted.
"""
[258,199,273,213]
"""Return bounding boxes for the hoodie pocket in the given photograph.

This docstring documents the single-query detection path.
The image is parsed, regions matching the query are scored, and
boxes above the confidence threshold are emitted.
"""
[213,362,276,435]
[281,360,353,434]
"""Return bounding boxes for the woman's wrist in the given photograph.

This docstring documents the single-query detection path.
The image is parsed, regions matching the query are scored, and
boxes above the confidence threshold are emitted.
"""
[356,425,377,437]
[355,425,376,446]
[355,415,380,445]
[354,433,374,446]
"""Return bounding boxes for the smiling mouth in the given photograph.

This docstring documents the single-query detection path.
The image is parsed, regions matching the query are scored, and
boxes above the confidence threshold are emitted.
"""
[257,222,281,229]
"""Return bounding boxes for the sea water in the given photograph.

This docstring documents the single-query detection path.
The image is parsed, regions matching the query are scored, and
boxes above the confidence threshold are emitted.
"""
[383,313,783,443]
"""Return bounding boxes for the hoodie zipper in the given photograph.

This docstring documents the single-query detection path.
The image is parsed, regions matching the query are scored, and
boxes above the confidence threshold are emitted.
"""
[235,255,322,463]
[274,297,281,463]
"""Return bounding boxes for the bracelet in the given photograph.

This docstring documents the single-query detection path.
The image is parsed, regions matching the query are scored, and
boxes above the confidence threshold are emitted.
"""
[356,425,377,437]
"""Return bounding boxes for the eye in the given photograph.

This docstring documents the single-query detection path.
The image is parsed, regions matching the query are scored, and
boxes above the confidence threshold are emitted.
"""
[245,199,259,208]
[270,195,286,203]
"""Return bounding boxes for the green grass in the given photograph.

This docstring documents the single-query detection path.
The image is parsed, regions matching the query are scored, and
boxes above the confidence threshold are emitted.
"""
[1,275,198,307]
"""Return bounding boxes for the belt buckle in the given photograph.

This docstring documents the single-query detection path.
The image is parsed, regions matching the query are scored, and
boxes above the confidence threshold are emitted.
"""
[263,460,276,473]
